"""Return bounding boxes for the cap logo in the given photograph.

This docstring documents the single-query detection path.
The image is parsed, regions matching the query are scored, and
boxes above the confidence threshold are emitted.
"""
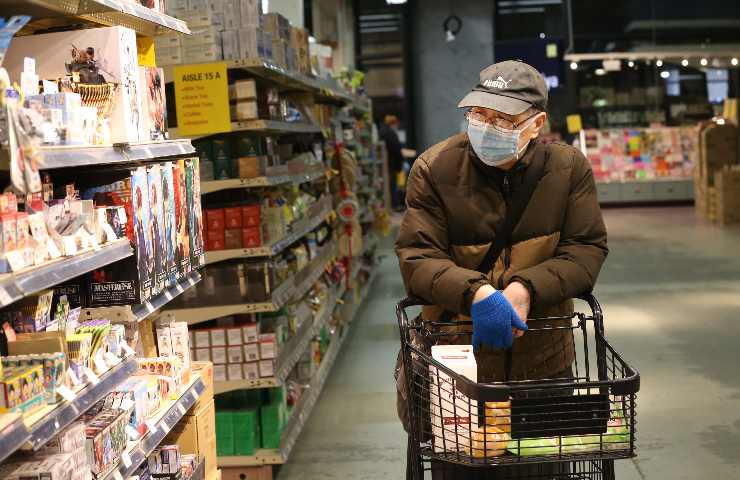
[483,76,511,89]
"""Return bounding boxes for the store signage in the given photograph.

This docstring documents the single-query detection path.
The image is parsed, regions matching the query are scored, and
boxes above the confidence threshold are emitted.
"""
[174,62,231,137]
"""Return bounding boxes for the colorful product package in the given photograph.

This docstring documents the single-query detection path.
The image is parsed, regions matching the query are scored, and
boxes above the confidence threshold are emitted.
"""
[131,166,154,300]
[161,162,179,285]
[147,164,167,294]
[184,158,204,268]
[173,161,191,276]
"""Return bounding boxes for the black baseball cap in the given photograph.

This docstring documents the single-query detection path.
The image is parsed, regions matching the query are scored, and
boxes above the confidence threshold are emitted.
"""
[458,60,548,115]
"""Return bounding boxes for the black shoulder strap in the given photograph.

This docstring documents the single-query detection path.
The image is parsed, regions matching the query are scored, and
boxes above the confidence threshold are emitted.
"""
[474,151,547,274]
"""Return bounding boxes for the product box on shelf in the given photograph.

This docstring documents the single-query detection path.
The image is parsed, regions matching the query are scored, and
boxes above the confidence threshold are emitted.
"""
[162,163,179,285]
[139,67,169,141]
[164,398,217,480]
[148,165,168,294]
[0,363,46,413]
[133,165,155,300]
[173,161,193,277]
[185,158,205,268]
[106,377,149,435]
[4,26,144,144]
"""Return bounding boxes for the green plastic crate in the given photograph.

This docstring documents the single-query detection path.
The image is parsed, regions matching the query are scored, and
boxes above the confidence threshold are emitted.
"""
[233,410,260,455]
[215,411,235,456]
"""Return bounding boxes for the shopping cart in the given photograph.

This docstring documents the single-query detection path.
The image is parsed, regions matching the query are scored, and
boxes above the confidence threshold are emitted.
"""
[396,294,640,480]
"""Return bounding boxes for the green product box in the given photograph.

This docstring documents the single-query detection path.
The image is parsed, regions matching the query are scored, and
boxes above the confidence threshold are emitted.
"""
[215,411,236,456]
[233,410,260,455]
[234,135,264,157]
[195,140,214,163]
[212,138,232,180]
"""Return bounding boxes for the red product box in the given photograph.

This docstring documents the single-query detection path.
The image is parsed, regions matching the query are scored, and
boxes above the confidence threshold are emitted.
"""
[207,230,225,250]
[242,227,261,248]
[224,207,243,228]
[205,209,225,231]
[241,205,261,228]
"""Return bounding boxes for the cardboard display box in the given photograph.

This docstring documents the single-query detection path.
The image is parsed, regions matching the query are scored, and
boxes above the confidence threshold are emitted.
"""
[164,398,217,480]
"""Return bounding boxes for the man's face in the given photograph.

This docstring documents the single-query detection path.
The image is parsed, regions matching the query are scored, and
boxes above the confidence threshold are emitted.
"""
[469,106,547,154]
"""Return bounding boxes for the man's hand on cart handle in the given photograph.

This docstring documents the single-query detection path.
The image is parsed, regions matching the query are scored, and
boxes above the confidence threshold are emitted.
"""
[503,282,531,338]
[471,286,528,351]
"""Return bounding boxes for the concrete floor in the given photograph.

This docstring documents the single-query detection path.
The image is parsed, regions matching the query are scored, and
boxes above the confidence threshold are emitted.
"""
[278,206,740,479]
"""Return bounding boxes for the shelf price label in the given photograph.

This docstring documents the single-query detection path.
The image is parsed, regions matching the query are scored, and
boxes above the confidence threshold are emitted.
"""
[173,62,231,137]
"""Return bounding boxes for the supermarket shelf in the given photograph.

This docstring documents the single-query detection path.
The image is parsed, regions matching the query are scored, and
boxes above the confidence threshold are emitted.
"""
[0,239,133,309]
[80,270,202,324]
[213,284,343,393]
[38,140,195,169]
[8,0,191,36]
[24,357,139,451]
[204,200,333,264]
[596,179,693,204]
[102,375,207,480]
[217,267,377,467]
[231,120,322,135]
[176,239,336,325]
[201,167,326,195]
[0,415,31,464]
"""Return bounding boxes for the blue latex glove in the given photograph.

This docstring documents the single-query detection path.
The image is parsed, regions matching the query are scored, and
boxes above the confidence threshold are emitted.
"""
[471,290,528,351]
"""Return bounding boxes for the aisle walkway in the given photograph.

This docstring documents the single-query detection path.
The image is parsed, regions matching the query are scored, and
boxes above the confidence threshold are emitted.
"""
[278,207,740,479]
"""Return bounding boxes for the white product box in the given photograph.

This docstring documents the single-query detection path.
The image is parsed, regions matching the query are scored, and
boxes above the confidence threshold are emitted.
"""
[259,334,277,359]
[194,330,210,348]
[227,346,243,363]
[223,2,242,30]
[240,0,261,27]
[210,328,226,347]
[156,327,174,356]
[169,322,191,371]
[210,346,227,364]
[221,30,239,60]
[182,27,221,48]
[213,364,227,381]
[172,8,213,29]
[230,101,259,121]
[243,343,259,362]
[183,43,223,63]
[154,34,182,49]
[138,66,168,141]
[4,26,143,144]
[258,359,275,377]
[226,327,243,345]
[430,344,478,453]
[156,46,183,66]
[242,322,259,343]
[227,363,243,380]
[195,348,210,361]
[244,362,259,380]
[230,79,257,100]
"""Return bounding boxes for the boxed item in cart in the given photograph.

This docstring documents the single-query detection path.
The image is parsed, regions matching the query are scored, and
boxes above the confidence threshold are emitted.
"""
[429,345,478,454]
[4,26,144,144]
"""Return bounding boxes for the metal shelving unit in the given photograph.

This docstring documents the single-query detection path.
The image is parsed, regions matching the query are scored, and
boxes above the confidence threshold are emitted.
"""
[203,200,333,265]
[213,284,344,393]
[0,415,31,464]
[201,168,326,195]
[39,140,195,170]
[217,266,377,466]
[0,238,132,309]
[174,240,337,325]
[100,376,207,480]
[79,270,202,324]
[5,0,191,36]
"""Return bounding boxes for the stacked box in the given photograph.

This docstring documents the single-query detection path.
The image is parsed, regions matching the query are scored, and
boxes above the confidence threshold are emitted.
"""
[215,411,235,455]
[233,410,260,455]
[715,166,740,225]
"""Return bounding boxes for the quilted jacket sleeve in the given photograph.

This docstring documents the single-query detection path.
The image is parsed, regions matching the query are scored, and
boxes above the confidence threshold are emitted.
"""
[511,150,608,307]
[395,157,489,315]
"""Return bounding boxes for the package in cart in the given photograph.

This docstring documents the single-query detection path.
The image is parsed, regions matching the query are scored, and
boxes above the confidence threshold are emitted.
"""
[429,344,478,453]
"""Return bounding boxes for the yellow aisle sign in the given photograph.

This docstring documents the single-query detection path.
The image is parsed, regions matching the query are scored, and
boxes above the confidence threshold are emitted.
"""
[137,36,156,67]
[174,62,231,137]
[566,114,583,134]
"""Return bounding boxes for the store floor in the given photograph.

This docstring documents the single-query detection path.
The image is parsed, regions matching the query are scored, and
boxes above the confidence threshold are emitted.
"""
[278,206,740,480]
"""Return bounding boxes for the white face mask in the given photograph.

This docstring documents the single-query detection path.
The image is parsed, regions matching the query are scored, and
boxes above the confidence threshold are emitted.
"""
[467,116,537,166]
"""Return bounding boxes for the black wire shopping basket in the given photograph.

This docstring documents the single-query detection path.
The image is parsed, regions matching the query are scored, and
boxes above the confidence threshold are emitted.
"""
[396,294,640,480]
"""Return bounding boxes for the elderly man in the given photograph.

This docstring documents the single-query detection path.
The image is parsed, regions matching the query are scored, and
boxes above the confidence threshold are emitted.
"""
[395,60,608,478]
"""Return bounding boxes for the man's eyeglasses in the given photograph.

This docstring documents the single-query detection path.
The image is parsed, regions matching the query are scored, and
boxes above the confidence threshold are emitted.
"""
[465,110,539,130]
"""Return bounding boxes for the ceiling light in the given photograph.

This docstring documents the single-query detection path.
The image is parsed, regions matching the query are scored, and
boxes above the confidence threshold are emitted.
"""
[700,58,708,66]
[385,0,407,4]
[595,68,606,76]
[732,58,739,66]
[660,71,670,79]
[656,59,663,67]
[627,61,635,68]
[569,61,578,70]
[539,32,545,39]
[681,59,689,67]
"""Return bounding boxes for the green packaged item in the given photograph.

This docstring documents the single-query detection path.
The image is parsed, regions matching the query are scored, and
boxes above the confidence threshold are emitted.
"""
[233,410,259,455]
[260,403,286,449]
[215,411,235,456]
[212,138,232,180]
[506,436,561,456]
[560,408,630,453]
[234,135,264,157]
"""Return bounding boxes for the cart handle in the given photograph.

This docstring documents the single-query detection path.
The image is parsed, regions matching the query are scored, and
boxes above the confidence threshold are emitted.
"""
[397,293,604,335]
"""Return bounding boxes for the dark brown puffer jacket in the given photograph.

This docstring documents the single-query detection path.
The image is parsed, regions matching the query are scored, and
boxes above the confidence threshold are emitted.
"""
[395,132,608,381]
